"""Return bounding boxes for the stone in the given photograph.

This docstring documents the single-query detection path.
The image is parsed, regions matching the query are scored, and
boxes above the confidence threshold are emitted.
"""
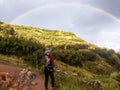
[23,86,30,90]
[72,73,78,76]
[31,81,37,85]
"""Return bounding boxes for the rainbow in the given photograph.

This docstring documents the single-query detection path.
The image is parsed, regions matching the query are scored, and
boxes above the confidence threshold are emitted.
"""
[10,3,120,23]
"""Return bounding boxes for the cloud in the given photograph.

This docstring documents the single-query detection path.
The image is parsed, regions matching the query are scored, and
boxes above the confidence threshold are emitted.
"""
[0,0,49,22]
[96,27,120,50]
[0,0,3,4]
[1,0,120,22]
[89,0,120,19]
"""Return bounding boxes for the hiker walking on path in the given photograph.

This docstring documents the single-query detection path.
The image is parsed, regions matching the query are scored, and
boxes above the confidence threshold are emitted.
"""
[44,46,55,90]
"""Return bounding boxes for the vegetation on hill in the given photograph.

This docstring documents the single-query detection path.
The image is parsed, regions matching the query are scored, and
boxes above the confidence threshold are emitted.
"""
[0,22,120,90]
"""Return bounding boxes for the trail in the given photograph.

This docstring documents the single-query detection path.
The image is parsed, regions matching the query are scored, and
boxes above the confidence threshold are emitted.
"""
[0,64,46,90]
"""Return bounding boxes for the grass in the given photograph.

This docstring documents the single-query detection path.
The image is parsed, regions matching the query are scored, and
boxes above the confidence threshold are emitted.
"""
[59,83,92,90]
[54,60,120,90]
[0,54,27,68]
[1,54,120,90]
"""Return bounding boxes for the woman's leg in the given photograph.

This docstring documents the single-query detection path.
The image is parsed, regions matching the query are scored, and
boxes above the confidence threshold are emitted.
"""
[44,67,49,90]
[50,72,54,88]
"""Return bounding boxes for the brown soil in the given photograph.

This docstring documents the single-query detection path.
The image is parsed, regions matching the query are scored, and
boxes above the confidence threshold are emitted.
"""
[0,64,46,90]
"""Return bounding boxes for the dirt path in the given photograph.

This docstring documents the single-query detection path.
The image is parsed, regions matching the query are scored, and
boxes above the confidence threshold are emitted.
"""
[0,64,46,90]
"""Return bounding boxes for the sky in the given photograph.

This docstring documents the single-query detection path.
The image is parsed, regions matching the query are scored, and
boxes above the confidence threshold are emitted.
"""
[0,0,120,51]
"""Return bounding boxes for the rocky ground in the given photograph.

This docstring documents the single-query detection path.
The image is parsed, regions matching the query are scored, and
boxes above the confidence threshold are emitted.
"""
[0,64,45,90]
[0,64,104,90]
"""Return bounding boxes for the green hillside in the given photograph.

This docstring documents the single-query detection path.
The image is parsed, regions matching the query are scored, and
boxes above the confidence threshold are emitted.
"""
[0,22,120,90]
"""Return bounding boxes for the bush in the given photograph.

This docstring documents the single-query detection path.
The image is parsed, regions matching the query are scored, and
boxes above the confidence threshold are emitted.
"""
[93,48,112,58]
[53,49,97,67]
[107,54,120,70]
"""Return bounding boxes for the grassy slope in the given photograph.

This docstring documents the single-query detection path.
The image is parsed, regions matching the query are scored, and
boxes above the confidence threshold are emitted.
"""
[0,54,119,90]
[0,23,120,89]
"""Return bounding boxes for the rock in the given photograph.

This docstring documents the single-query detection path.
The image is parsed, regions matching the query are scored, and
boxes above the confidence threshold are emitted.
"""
[31,81,37,85]
[63,71,68,75]
[8,87,14,90]
[72,73,78,76]
[11,82,18,88]
[0,72,12,89]
[17,69,36,90]
[84,80,104,90]
[0,69,36,90]
[23,86,30,90]
[56,69,61,72]
[93,80,104,90]
[27,70,36,80]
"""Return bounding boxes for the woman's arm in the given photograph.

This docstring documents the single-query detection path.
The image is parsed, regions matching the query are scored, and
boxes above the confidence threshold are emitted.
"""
[45,56,50,66]
[49,46,53,52]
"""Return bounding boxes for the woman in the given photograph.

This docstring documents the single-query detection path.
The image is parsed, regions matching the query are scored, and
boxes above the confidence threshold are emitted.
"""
[44,47,55,90]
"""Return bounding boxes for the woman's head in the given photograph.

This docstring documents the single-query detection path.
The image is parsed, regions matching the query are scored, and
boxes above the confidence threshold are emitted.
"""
[45,48,51,56]
[45,48,50,52]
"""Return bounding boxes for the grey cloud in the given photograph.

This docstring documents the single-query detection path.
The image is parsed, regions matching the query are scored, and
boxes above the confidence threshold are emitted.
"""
[1,0,120,22]
[74,10,116,28]
[89,0,120,18]
[0,0,50,22]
